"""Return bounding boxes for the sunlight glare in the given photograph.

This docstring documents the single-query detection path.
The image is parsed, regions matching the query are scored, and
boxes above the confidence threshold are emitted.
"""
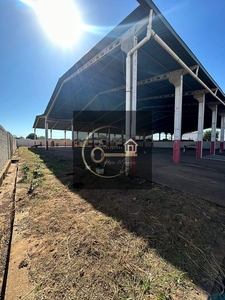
[21,0,83,48]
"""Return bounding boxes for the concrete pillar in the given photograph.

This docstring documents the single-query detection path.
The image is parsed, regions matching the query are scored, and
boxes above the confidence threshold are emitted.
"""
[71,124,74,149]
[50,129,52,140]
[87,132,89,147]
[131,37,138,141]
[209,104,218,155]
[122,34,138,174]
[34,128,36,146]
[64,130,66,147]
[194,94,205,158]
[108,128,111,148]
[45,118,48,150]
[92,132,95,148]
[143,132,146,148]
[219,112,225,153]
[169,75,183,163]
[121,128,124,146]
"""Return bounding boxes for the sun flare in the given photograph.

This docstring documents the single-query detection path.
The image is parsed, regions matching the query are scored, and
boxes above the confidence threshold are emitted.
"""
[21,0,83,48]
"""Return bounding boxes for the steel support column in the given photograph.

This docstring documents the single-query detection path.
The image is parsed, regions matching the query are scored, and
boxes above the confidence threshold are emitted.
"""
[50,129,52,140]
[97,133,100,146]
[45,118,48,150]
[64,130,66,147]
[143,132,146,148]
[92,132,95,148]
[71,123,74,149]
[121,128,124,146]
[77,132,79,146]
[108,128,111,148]
[34,128,36,146]
[169,75,183,163]
[122,35,138,173]
[194,94,205,158]
[130,36,138,173]
[219,112,225,153]
[209,105,218,155]
[121,10,153,174]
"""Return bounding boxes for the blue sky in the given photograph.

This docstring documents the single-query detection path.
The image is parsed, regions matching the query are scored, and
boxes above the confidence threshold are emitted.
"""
[1,0,225,138]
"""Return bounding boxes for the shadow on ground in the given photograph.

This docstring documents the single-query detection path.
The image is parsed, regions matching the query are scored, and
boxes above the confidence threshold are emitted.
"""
[29,147,225,299]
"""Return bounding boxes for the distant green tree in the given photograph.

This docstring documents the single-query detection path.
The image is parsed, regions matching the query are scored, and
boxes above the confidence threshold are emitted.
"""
[38,136,45,139]
[203,130,219,141]
[26,133,37,140]
[13,135,24,139]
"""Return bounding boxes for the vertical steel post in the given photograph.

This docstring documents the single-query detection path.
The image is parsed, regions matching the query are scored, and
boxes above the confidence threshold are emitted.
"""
[131,35,138,140]
[124,36,138,173]
[194,94,205,158]
[125,53,132,172]
[131,35,138,173]
[169,75,183,163]
[64,130,66,147]
[121,10,153,175]
[219,112,225,153]
[143,132,146,148]
[34,128,36,146]
[92,132,95,148]
[108,128,111,148]
[209,105,218,155]
[45,117,48,150]
[71,123,74,149]
[121,128,124,146]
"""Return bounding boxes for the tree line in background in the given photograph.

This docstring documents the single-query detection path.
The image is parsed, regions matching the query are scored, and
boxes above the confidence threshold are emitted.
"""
[203,130,219,141]
[14,130,220,141]
[13,133,45,140]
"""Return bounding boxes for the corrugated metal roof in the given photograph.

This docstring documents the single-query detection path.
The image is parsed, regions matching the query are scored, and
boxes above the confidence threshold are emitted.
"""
[33,0,225,135]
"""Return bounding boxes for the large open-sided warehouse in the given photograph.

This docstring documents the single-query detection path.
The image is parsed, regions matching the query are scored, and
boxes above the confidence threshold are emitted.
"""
[33,0,225,164]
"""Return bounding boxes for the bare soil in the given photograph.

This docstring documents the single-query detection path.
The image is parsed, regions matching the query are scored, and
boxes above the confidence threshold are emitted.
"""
[1,147,225,299]
[0,158,18,299]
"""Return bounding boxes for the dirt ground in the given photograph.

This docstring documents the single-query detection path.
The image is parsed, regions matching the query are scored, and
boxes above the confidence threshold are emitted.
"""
[1,147,225,299]
[0,158,18,299]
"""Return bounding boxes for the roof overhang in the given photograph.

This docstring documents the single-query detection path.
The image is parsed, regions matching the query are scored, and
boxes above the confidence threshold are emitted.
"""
[34,1,225,135]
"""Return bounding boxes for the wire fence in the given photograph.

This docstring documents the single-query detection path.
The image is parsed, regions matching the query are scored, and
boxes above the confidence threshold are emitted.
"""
[0,125,17,172]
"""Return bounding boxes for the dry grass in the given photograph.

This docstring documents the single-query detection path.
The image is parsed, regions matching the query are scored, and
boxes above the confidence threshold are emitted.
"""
[6,147,225,299]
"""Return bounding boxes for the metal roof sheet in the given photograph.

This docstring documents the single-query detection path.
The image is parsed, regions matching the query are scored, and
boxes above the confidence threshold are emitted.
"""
[33,0,225,135]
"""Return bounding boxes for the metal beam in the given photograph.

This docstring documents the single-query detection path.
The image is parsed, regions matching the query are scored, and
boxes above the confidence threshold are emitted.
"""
[151,29,225,106]
[50,120,60,130]
[138,65,198,86]
[46,15,150,117]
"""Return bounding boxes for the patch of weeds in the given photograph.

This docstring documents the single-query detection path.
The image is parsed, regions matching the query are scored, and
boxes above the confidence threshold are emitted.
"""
[20,161,45,194]
[22,163,30,172]
[32,169,44,179]
[34,284,42,293]
[20,162,30,183]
